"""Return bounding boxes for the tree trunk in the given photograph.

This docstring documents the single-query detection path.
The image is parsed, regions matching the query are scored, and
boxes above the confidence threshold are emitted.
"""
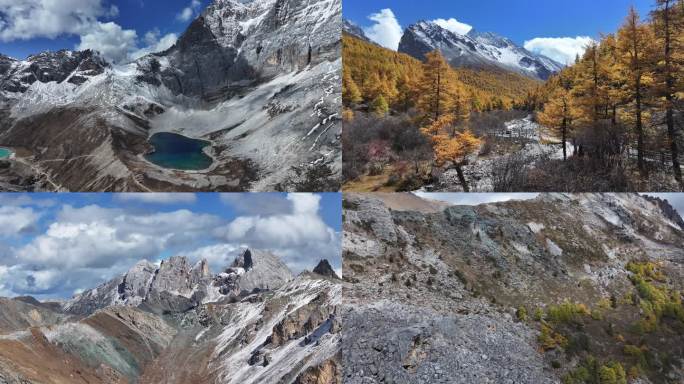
[435,70,441,121]
[667,104,682,183]
[662,0,683,184]
[562,117,567,161]
[455,164,469,192]
[636,83,644,172]
[630,12,646,173]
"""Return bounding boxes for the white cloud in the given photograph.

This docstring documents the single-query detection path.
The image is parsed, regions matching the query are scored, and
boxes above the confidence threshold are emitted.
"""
[524,36,595,65]
[114,193,195,204]
[0,206,40,236]
[0,0,116,42]
[185,243,240,272]
[130,30,177,59]
[0,193,340,299]
[177,0,202,22]
[77,22,179,63]
[432,18,472,35]
[76,21,138,63]
[217,193,340,274]
[0,0,179,64]
[15,205,221,269]
[363,8,403,51]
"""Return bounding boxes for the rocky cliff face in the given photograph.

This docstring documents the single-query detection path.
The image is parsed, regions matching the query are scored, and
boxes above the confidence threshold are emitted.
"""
[0,0,341,192]
[343,19,371,43]
[342,193,684,383]
[0,250,341,383]
[398,21,563,80]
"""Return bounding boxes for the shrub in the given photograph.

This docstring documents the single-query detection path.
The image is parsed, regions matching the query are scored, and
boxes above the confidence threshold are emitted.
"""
[563,357,626,384]
[517,306,528,322]
[538,323,568,351]
[534,307,544,321]
[599,361,627,384]
[547,301,590,324]
[370,95,389,116]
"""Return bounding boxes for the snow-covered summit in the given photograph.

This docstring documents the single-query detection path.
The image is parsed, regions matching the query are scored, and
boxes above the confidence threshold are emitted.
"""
[399,20,563,80]
[0,0,341,192]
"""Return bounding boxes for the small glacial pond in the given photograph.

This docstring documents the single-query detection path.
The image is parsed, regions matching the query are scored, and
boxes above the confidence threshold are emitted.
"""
[0,148,12,159]
[144,132,213,171]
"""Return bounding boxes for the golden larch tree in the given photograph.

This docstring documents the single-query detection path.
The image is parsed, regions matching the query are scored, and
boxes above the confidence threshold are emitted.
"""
[616,7,657,172]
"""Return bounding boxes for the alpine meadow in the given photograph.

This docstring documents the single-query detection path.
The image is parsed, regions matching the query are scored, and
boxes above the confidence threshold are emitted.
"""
[342,1,684,192]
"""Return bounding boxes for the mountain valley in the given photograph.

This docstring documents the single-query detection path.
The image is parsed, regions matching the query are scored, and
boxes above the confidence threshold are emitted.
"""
[0,0,342,192]
[0,249,342,384]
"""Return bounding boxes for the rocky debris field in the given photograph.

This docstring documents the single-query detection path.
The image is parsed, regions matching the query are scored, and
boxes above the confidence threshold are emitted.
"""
[342,192,684,384]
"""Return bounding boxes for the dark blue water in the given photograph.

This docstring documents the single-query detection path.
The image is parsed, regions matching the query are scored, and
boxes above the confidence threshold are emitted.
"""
[144,132,213,171]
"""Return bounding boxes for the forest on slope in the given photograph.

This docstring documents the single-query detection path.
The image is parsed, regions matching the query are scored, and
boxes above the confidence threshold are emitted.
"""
[343,0,684,192]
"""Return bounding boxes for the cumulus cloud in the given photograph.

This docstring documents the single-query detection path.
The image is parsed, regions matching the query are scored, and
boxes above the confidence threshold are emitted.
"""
[217,193,340,273]
[77,22,178,63]
[177,0,202,22]
[432,18,472,35]
[114,193,195,205]
[0,206,40,236]
[76,21,138,63]
[0,0,117,42]
[0,193,340,299]
[14,205,222,270]
[524,36,595,65]
[185,243,240,273]
[130,29,178,59]
[0,0,180,63]
[363,8,403,50]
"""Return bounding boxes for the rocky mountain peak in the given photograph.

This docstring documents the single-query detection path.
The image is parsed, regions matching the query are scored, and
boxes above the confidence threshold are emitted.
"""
[313,259,339,279]
[233,248,255,270]
[343,19,370,42]
[0,48,109,94]
[399,20,562,80]
[227,248,294,292]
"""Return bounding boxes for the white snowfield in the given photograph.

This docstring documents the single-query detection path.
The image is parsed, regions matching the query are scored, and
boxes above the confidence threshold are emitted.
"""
[406,21,564,80]
[0,0,342,191]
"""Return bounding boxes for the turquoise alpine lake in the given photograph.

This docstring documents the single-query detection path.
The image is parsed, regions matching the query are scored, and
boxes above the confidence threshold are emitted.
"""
[0,148,12,159]
[144,132,213,171]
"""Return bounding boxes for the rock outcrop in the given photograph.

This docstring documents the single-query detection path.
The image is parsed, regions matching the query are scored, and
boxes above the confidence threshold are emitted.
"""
[0,0,341,192]
[342,193,684,383]
[398,21,563,80]
[0,248,341,383]
[313,259,340,279]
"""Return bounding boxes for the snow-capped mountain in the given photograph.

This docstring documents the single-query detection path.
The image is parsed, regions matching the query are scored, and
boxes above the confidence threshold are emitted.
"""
[0,0,342,192]
[0,249,342,383]
[398,20,564,80]
[343,19,371,42]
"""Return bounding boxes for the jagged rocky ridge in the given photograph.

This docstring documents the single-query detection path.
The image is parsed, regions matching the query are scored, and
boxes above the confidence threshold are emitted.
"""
[342,193,684,383]
[398,20,564,80]
[0,249,342,383]
[342,19,371,43]
[0,0,342,192]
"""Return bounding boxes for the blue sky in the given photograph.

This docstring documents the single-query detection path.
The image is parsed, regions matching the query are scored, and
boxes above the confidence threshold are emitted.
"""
[0,0,209,62]
[345,0,654,63]
[0,192,341,299]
